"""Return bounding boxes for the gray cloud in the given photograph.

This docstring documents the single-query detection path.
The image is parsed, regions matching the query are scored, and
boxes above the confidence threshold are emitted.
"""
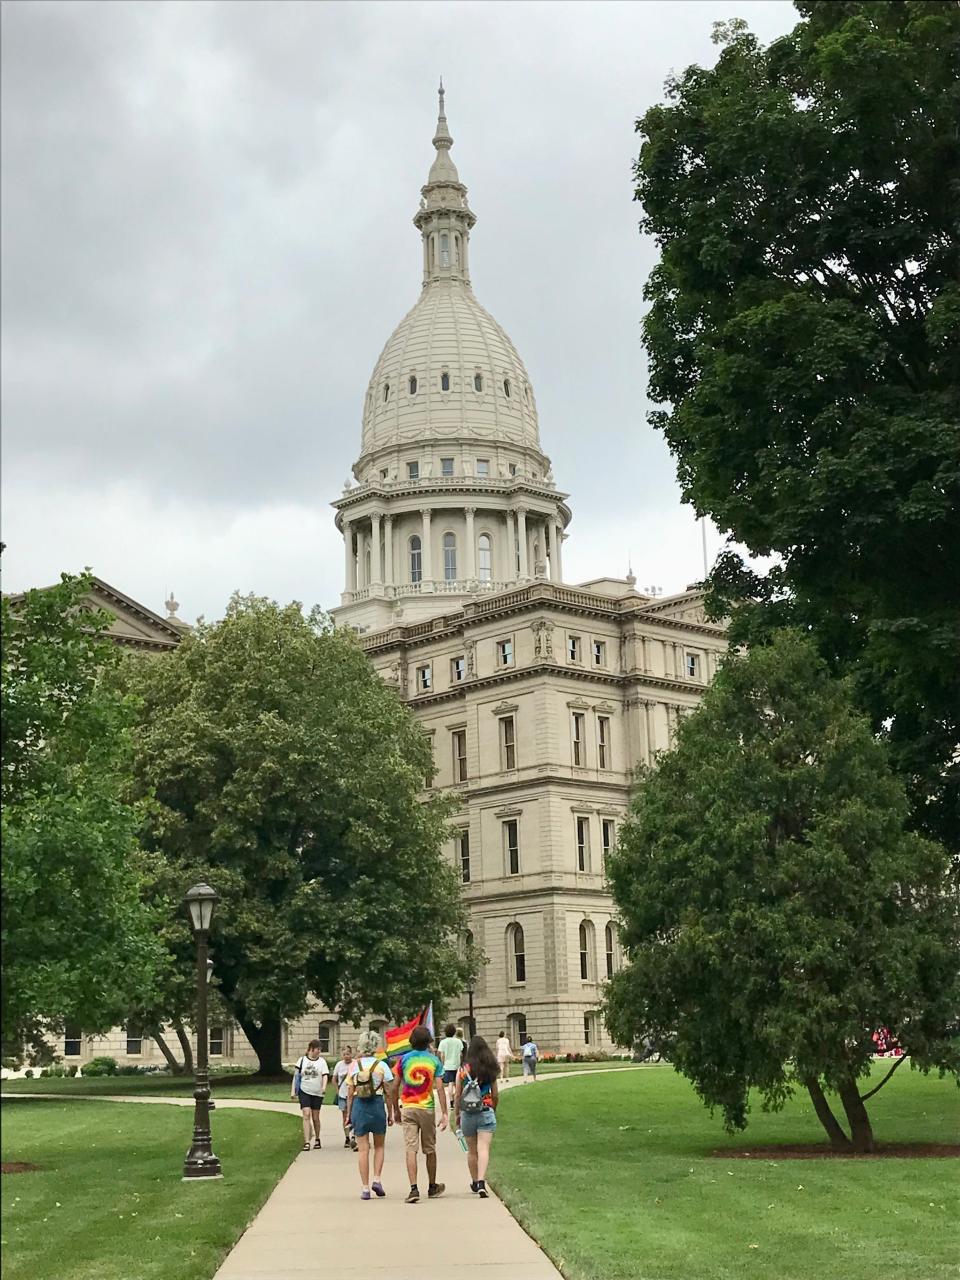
[1,0,796,619]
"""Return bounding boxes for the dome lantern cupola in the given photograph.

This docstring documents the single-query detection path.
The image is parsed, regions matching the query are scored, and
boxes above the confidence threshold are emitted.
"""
[414,81,476,286]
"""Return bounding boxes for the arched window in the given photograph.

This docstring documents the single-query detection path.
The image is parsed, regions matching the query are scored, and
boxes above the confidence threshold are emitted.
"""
[440,232,450,267]
[605,923,616,978]
[443,531,457,581]
[579,920,596,981]
[478,533,492,582]
[474,372,483,392]
[508,1011,527,1046]
[441,371,450,392]
[465,928,474,952]
[409,535,422,584]
[409,375,418,395]
[454,233,461,267]
[383,382,390,402]
[503,377,511,397]
[508,924,526,984]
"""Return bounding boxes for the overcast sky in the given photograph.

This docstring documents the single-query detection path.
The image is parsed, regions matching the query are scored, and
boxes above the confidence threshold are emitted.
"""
[1,0,796,624]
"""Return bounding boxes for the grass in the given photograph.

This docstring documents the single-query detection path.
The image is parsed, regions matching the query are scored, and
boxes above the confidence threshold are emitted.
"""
[1,1099,298,1280]
[491,1063,960,1280]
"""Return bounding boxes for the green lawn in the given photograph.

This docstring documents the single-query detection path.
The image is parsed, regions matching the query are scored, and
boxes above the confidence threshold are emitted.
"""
[491,1064,960,1280]
[1,1099,298,1280]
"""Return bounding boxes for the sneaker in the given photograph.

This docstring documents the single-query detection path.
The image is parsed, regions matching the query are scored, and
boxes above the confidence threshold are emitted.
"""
[478,1182,488,1199]
[371,1181,385,1198]
[404,1188,420,1204]
[427,1182,446,1199]
[313,1139,322,1149]
[470,1181,479,1194]
[350,1136,358,1152]
[343,1136,351,1149]
[361,1189,372,1201]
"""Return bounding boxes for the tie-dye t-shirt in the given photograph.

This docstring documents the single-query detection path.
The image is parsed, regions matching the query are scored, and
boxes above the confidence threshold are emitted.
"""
[398,1050,443,1109]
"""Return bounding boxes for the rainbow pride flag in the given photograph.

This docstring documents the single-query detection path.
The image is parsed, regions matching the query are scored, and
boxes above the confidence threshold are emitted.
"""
[384,1003,434,1060]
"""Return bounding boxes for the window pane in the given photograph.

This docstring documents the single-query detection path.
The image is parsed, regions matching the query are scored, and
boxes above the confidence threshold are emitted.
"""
[409,536,422,583]
[443,532,457,581]
[476,458,490,476]
[478,535,492,581]
[64,1024,82,1056]
[441,457,454,476]
[459,831,471,884]
[209,1026,224,1055]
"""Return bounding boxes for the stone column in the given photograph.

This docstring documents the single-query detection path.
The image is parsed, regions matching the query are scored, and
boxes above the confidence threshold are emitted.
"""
[506,510,517,582]
[420,509,434,584]
[640,635,650,674]
[383,515,394,586]
[464,507,476,582]
[516,507,529,578]
[343,521,354,592]
[555,525,565,582]
[370,511,382,586]
[644,699,656,759]
[547,520,558,581]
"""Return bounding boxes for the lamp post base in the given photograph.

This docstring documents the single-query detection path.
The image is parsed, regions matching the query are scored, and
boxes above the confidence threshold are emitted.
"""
[182,1155,223,1180]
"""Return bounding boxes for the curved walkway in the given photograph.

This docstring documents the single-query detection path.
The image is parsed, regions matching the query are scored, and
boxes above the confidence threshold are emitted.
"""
[2,1067,646,1279]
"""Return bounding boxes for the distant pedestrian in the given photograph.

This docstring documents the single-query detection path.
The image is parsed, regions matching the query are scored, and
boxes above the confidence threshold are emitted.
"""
[333,1045,357,1149]
[393,1024,449,1203]
[345,1030,395,1200]
[291,1039,330,1150]
[454,1035,499,1199]
[437,1022,464,1107]
[456,1026,467,1063]
[495,1030,513,1081]
[521,1036,539,1082]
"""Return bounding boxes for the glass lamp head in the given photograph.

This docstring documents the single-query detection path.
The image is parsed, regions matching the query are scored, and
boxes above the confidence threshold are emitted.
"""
[184,882,218,934]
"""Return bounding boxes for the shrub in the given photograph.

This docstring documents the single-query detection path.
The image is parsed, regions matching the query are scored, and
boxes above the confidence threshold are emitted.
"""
[24,1068,33,1078]
[66,1064,79,1077]
[82,1056,119,1077]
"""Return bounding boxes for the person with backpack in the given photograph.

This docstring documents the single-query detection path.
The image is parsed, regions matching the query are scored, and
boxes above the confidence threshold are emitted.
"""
[345,1030,395,1200]
[332,1044,358,1149]
[290,1039,330,1150]
[521,1035,539,1082]
[454,1035,499,1198]
[495,1030,513,1081]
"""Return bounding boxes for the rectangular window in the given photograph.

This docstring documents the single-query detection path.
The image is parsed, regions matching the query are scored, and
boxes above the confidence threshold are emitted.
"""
[583,1014,592,1045]
[568,635,582,663]
[576,815,590,871]
[452,729,468,782]
[593,640,606,666]
[458,830,471,884]
[686,652,701,679]
[504,819,520,875]
[451,655,465,682]
[209,1025,225,1056]
[125,1025,142,1056]
[572,712,586,766]
[407,460,419,480]
[441,457,454,477]
[416,664,432,692]
[597,716,610,770]
[476,458,490,476]
[500,716,517,770]
[317,1023,332,1055]
[601,818,616,861]
[497,638,514,667]
[380,467,388,480]
[64,1024,82,1057]
[508,462,518,476]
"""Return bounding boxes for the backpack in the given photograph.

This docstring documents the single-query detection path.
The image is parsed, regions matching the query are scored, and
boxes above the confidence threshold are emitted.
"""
[353,1057,382,1100]
[460,1070,485,1115]
[522,1041,538,1061]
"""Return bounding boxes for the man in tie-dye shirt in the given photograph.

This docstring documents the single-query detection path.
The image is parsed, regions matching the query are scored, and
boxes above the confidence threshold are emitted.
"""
[393,1024,449,1203]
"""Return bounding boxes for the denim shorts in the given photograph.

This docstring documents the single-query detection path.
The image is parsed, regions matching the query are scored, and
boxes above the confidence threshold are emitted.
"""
[351,1095,387,1137]
[460,1107,497,1138]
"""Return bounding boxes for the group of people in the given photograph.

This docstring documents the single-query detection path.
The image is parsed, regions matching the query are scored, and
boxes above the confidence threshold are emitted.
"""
[494,1030,540,1081]
[290,1022,510,1202]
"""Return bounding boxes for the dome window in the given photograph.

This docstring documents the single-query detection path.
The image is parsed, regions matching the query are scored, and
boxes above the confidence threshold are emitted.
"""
[474,372,483,393]
[440,233,450,268]
[409,535,422,584]
[443,532,457,582]
[409,375,418,395]
[441,372,450,392]
[503,377,511,397]
[478,534,492,583]
[383,383,390,402]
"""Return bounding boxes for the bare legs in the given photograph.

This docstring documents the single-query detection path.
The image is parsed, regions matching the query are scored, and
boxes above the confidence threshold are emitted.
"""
[466,1134,479,1183]
[499,1059,510,1081]
[475,1129,493,1182]
[357,1132,371,1186]
[405,1146,438,1187]
[301,1106,321,1143]
[372,1132,385,1182]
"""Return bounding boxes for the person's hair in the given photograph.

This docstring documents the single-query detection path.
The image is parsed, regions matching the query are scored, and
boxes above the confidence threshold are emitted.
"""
[465,1036,498,1086]
[343,1045,353,1054]
[356,1030,380,1056]
[410,1024,432,1051]
[499,1030,506,1038]
[307,1039,322,1051]
[455,1027,464,1038]
[444,1023,456,1038]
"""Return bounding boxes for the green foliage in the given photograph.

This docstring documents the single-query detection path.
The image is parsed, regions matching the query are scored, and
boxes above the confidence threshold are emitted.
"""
[1,573,162,1066]
[604,632,960,1146]
[119,593,469,1071]
[635,1,960,850]
[82,1056,120,1077]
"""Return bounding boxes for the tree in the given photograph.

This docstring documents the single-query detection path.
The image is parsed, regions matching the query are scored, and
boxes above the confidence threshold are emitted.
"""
[119,593,469,1076]
[635,1,960,852]
[603,631,959,1152]
[1,574,162,1065]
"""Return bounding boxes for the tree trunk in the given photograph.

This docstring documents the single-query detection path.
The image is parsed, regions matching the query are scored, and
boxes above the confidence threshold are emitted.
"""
[804,1076,852,1151]
[236,1012,285,1077]
[172,1018,194,1076]
[150,1028,185,1075]
[838,1077,876,1153]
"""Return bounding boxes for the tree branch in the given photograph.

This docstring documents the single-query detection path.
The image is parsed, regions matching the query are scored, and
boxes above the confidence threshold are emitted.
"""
[859,1053,909,1103]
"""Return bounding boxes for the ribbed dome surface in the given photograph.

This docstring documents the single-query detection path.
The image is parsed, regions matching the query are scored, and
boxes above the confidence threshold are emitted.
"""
[359,280,541,459]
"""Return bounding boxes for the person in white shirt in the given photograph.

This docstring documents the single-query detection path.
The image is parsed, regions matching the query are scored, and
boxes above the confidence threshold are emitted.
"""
[290,1039,330,1150]
[495,1031,513,1081]
[333,1045,357,1149]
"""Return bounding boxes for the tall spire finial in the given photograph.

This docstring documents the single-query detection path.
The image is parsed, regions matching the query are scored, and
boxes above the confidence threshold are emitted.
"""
[433,77,453,154]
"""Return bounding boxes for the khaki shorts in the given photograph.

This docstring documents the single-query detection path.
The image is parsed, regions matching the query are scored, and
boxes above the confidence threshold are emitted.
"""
[402,1107,437,1155]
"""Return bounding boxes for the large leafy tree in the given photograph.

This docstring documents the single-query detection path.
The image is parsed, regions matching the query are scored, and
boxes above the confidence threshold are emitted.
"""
[1,574,161,1065]
[636,1,960,851]
[604,632,959,1152]
[120,594,469,1076]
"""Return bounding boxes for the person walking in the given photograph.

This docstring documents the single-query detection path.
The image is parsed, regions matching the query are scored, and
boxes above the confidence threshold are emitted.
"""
[333,1045,357,1149]
[454,1035,499,1199]
[495,1030,513,1081]
[291,1039,330,1150]
[437,1022,464,1108]
[521,1035,539,1083]
[345,1030,395,1200]
[393,1024,449,1204]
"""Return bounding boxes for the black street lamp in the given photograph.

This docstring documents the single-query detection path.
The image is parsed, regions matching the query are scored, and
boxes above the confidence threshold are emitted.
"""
[182,882,222,1180]
[466,979,476,1040]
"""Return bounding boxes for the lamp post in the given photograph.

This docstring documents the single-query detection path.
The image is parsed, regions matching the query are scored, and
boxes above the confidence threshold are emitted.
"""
[182,883,222,1180]
[466,980,476,1041]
